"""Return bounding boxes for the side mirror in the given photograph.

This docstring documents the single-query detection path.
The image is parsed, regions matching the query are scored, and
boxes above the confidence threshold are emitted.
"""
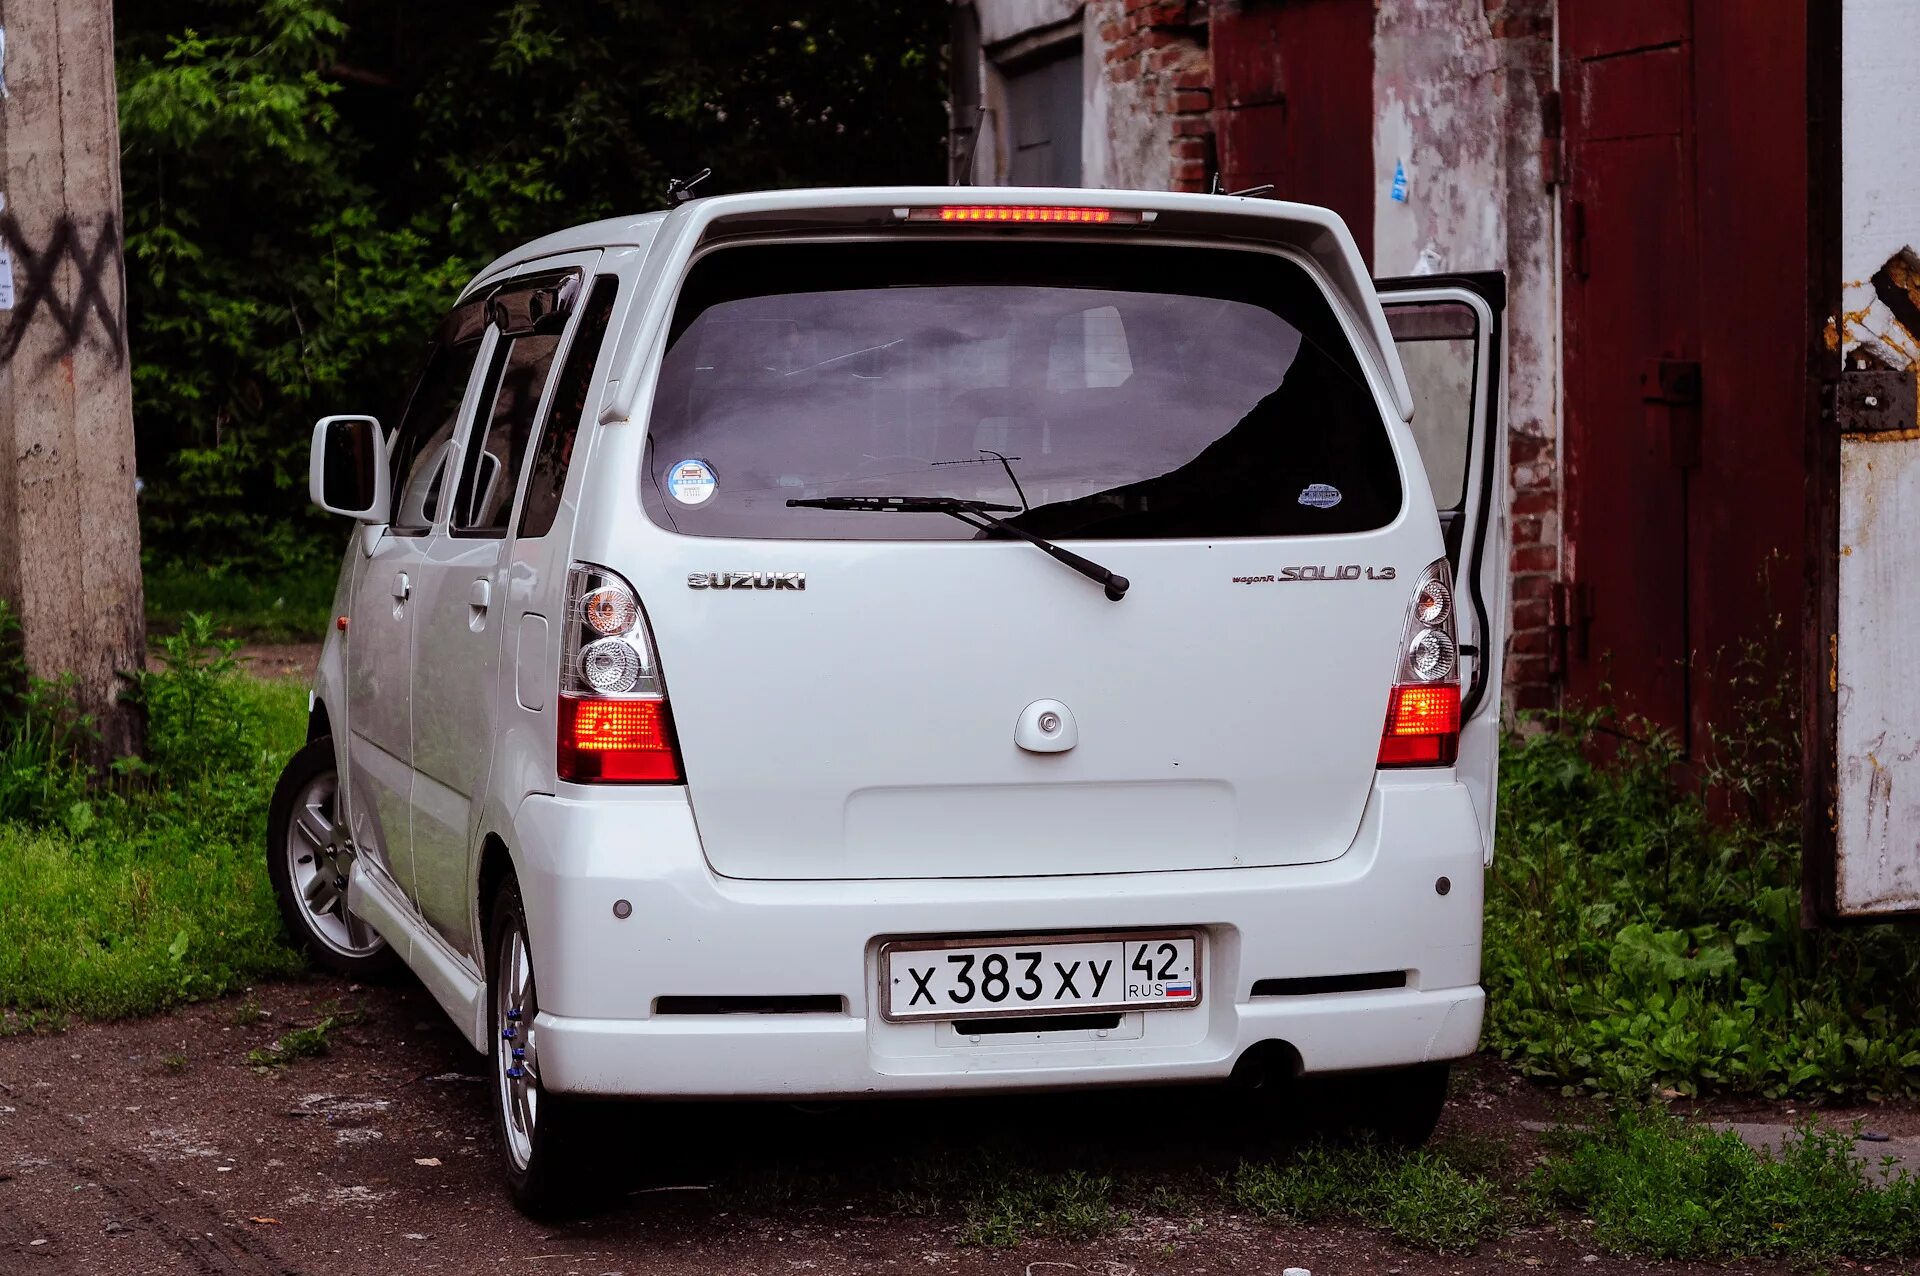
[310,415,392,524]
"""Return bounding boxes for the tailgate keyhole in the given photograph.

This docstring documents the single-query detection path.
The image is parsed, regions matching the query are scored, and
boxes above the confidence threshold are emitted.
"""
[1015,699,1078,754]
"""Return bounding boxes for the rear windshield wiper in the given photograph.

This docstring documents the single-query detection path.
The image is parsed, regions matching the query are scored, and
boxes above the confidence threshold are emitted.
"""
[785,495,1131,601]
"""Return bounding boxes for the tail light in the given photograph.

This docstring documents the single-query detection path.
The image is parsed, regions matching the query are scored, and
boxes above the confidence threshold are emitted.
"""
[557,563,683,783]
[1379,559,1462,768]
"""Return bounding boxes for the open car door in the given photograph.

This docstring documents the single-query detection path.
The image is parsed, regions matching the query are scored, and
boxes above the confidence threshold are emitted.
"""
[1376,273,1508,864]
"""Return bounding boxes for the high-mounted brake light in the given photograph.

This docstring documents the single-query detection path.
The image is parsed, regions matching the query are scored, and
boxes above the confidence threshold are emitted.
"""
[557,563,683,784]
[1378,559,1462,768]
[903,205,1146,226]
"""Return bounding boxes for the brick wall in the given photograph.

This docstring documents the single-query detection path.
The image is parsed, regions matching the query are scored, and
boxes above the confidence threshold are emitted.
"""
[1486,0,1557,713]
[1092,0,1211,191]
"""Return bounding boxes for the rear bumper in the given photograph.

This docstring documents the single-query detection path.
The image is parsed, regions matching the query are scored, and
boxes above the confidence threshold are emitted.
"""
[512,778,1485,1098]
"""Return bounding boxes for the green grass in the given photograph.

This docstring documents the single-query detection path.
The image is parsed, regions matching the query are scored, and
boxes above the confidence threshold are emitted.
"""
[144,560,336,641]
[0,628,309,1024]
[1537,1106,1920,1260]
[1227,1142,1508,1253]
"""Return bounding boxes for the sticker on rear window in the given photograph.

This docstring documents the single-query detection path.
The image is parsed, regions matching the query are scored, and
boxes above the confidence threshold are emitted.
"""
[668,458,718,506]
[1298,483,1343,509]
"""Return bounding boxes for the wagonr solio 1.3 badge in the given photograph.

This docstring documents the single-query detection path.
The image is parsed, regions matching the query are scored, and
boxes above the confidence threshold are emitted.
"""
[286,186,1508,1215]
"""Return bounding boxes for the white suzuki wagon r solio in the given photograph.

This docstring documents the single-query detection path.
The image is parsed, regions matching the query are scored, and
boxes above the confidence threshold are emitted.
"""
[273,186,1508,1211]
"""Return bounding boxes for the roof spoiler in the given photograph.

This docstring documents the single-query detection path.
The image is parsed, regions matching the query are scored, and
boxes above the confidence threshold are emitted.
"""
[596,186,1414,427]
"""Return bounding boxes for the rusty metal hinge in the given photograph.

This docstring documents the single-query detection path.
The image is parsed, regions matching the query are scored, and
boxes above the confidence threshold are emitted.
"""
[1548,580,1591,679]
[1834,368,1917,434]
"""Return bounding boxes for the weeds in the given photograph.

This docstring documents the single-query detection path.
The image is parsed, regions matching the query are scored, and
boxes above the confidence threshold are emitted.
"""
[952,1166,1122,1247]
[1488,670,1920,1099]
[1536,1106,1920,1260]
[0,610,307,1021]
[887,1149,1124,1246]
[1227,1142,1507,1253]
[246,1016,340,1068]
[0,599,96,824]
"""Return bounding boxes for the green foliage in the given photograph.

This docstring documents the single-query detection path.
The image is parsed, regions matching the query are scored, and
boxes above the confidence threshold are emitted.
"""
[118,1,948,575]
[0,623,307,1022]
[1227,1142,1507,1253]
[950,1165,1122,1247]
[146,559,338,642]
[245,1006,355,1066]
[1488,691,1920,1099]
[0,600,97,824]
[1536,1106,1920,1260]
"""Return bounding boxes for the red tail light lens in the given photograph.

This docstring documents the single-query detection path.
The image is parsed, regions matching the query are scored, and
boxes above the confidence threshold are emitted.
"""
[558,695,682,782]
[1378,684,1461,767]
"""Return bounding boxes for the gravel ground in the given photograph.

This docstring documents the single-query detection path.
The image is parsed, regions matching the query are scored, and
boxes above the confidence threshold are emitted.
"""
[0,974,1867,1276]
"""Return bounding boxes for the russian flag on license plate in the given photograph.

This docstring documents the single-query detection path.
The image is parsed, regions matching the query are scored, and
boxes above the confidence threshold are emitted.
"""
[1165,983,1194,998]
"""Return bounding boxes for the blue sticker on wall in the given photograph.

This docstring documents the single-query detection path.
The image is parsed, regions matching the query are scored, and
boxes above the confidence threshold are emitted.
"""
[1389,161,1409,204]
[1298,483,1343,509]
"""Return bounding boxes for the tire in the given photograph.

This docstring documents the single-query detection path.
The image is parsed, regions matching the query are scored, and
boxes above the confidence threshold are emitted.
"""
[265,736,398,978]
[487,874,593,1216]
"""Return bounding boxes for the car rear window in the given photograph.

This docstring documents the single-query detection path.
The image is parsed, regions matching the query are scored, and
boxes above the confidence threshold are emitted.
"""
[642,241,1401,540]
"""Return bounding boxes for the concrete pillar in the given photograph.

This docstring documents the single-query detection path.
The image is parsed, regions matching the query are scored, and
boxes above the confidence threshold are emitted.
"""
[0,0,146,758]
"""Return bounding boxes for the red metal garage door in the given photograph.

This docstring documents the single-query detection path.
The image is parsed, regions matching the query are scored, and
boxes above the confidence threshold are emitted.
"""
[1210,0,1374,265]
[1560,1,1697,744]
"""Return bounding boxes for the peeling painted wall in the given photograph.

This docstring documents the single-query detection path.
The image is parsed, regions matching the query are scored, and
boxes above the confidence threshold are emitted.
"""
[1835,0,1920,914]
[1373,1,1505,277]
[1373,0,1557,710]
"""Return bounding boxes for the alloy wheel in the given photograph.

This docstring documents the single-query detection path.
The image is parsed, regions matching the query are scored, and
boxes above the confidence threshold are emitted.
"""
[495,919,540,1171]
[282,770,383,958]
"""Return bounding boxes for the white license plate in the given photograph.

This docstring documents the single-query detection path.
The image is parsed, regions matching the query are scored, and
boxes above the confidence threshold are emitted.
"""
[881,932,1201,1022]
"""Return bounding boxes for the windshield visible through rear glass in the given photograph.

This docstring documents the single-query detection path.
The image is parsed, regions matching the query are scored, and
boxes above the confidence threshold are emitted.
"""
[642,241,1401,540]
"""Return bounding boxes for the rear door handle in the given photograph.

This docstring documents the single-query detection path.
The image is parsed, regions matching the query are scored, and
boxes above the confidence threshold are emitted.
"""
[391,572,411,601]
[469,579,492,611]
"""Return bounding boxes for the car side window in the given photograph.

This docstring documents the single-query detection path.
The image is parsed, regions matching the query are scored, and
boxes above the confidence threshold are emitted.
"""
[519,276,619,539]
[1383,300,1480,512]
[451,274,583,536]
[389,301,487,534]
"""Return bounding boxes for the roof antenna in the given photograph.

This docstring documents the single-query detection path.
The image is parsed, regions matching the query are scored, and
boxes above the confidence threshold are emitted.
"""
[667,167,712,205]
[954,105,988,186]
[1209,172,1276,198]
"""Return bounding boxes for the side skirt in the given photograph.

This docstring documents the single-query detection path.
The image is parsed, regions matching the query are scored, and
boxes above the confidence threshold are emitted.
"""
[348,860,489,1051]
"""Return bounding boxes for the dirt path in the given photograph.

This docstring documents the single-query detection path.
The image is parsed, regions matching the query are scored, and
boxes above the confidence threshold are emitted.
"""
[0,978,1844,1275]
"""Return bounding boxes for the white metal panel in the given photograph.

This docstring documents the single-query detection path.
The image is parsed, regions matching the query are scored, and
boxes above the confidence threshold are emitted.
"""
[1837,437,1920,914]
[1834,0,1920,915]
